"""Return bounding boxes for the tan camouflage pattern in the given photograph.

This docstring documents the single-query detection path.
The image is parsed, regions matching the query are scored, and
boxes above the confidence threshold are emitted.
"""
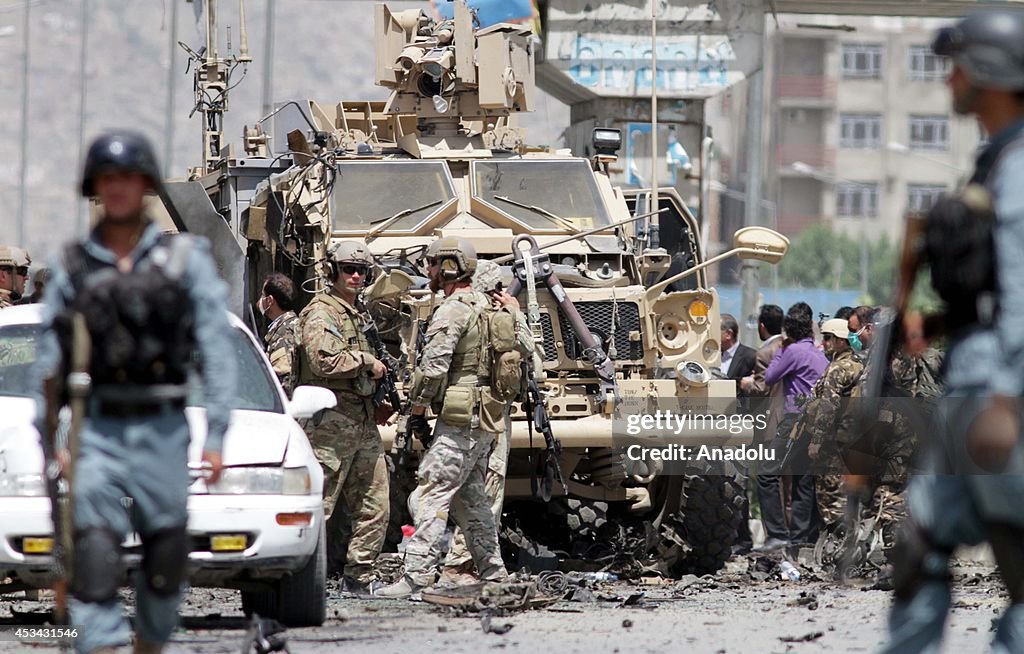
[264,310,299,393]
[802,349,864,454]
[442,417,512,570]
[403,419,507,586]
[408,289,490,406]
[297,290,377,400]
[297,290,388,583]
[303,405,390,583]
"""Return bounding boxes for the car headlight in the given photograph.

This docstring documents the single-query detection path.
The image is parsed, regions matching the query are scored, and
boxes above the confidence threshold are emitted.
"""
[205,467,311,496]
[0,473,47,497]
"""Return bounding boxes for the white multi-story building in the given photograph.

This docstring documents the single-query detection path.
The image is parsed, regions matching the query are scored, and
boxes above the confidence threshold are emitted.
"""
[767,15,980,242]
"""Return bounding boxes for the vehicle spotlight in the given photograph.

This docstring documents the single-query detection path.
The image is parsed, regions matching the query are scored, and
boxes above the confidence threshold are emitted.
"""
[592,128,622,156]
[396,45,421,72]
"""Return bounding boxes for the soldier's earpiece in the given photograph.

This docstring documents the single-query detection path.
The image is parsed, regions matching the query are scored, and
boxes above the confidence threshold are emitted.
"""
[440,258,459,280]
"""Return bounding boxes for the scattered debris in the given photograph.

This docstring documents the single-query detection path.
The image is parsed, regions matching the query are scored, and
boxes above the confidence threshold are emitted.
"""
[481,615,514,635]
[567,587,596,603]
[779,631,824,643]
[536,570,569,596]
[786,592,819,611]
[622,619,633,629]
[619,593,645,608]
[241,614,288,654]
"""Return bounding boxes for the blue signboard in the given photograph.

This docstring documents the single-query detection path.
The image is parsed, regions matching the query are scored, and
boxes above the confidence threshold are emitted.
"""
[432,0,537,28]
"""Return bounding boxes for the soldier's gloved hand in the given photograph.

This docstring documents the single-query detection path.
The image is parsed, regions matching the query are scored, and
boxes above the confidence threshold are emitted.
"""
[369,358,387,380]
[807,442,821,460]
[408,414,432,444]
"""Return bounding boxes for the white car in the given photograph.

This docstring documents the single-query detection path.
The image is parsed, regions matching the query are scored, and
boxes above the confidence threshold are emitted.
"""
[0,304,335,627]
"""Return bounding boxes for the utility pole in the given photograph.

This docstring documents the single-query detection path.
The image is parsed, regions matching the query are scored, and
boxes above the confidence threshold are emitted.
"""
[649,0,658,241]
[76,0,89,235]
[739,66,765,347]
[261,0,275,117]
[164,0,180,176]
[16,0,30,246]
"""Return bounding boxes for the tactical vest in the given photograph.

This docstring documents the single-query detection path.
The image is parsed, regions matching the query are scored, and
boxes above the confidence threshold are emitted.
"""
[295,292,375,397]
[925,122,1024,330]
[56,233,196,386]
[448,293,487,388]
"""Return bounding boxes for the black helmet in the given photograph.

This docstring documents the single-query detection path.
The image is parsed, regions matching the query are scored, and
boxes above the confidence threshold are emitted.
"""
[933,10,1024,90]
[81,130,162,197]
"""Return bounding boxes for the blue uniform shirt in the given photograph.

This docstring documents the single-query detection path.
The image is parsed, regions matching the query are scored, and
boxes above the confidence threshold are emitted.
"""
[35,220,236,451]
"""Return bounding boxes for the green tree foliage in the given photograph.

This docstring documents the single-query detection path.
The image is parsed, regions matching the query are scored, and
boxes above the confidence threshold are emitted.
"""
[778,224,940,309]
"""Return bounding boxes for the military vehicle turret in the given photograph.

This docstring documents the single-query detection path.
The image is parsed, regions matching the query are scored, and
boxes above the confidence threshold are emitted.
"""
[162,0,789,578]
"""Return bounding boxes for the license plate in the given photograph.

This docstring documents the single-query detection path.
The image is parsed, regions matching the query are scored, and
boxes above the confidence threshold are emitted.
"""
[210,535,247,552]
[23,537,54,554]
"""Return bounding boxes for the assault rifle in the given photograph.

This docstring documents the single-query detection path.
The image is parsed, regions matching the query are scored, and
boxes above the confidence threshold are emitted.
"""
[522,358,566,502]
[362,317,403,427]
[41,313,91,624]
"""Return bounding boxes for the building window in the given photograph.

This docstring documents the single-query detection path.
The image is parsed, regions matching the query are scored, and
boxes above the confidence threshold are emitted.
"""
[837,182,879,217]
[908,46,950,81]
[840,113,882,148]
[909,115,949,150]
[907,184,946,212]
[842,43,883,79]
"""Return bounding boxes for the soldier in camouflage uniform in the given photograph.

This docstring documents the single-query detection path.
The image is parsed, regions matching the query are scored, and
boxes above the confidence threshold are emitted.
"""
[800,319,865,525]
[0,246,17,308]
[437,259,534,586]
[295,240,390,595]
[257,272,299,394]
[11,248,30,301]
[376,237,511,598]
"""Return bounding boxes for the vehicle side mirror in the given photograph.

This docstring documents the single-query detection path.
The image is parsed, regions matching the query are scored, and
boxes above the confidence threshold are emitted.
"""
[732,226,789,264]
[287,386,337,419]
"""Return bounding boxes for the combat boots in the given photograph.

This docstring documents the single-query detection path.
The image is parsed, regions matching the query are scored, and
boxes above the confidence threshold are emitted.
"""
[436,561,480,588]
[373,575,424,599]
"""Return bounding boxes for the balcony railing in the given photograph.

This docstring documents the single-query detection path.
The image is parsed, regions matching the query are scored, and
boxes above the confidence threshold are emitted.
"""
[776,75,836,100]
[775,144,835,169]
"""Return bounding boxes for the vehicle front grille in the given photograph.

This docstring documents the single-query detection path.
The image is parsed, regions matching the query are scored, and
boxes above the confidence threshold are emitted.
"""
[557,301,643,362]
[539,313,558,362]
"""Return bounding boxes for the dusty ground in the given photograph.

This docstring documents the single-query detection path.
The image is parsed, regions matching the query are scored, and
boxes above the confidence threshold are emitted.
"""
[0,555,1008,654]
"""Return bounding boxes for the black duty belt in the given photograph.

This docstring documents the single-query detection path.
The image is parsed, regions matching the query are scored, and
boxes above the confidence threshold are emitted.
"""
[96,398,186,418]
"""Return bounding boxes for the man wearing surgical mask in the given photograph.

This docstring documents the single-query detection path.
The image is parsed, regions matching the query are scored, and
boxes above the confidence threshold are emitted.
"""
[846,305,877,355]
[258,273,300,394]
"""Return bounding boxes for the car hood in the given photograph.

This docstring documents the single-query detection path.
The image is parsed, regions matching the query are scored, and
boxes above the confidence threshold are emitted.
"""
[186,407,292,466]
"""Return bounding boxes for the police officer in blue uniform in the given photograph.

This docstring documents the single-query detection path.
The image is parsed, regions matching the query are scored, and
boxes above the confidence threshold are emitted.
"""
[884,10,1024,653]
[36,131,236,654]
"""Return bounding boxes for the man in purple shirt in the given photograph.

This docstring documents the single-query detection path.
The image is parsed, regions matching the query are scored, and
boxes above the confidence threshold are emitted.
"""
[755,302,829,551]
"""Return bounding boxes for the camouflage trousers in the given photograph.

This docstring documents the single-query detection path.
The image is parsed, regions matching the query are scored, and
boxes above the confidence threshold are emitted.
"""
[442,421,511,571]
[404,419,508,587]
[303,399,389,583]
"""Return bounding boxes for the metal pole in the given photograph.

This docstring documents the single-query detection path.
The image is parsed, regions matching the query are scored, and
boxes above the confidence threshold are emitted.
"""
[16,0,30,246]
[261,0,275,117]
[163,0,180,176]
[76,0,89,235]
[740,67,765,347]
[649,0,658,237]
[860,216,869,298]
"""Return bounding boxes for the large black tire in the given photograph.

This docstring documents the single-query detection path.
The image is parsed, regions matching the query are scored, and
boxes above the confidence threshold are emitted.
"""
[672,474,744,575]
[565,498,608,538]
[240,523,327,627]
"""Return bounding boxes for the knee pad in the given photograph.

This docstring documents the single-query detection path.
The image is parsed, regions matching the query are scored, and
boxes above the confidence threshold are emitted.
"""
[891,520,951,601]
[142,526,189,596]
[70,528,123,603]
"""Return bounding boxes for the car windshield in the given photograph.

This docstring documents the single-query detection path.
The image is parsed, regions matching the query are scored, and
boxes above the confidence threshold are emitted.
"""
[0,323,283,413]
[331,161,455,232]
[472,160,612,230]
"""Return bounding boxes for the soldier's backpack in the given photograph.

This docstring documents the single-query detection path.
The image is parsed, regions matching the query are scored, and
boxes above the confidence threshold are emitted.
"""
[479,303,525,403]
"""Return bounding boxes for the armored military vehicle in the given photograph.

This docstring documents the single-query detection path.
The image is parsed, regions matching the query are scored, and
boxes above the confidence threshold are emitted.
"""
[162,0,788,576]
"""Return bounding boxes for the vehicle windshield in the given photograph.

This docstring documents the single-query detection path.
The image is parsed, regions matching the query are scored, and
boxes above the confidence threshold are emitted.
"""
[0,323,283,413]
[472,160,612,230]
[331,161,455,232]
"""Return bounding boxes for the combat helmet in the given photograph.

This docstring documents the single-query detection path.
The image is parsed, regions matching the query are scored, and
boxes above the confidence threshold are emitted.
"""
[81,130,163,197]
[472,259,503,294]
[933,9,1024,90]
[0,246,14,268]
[426,236,477,282]
[327,240,375,283]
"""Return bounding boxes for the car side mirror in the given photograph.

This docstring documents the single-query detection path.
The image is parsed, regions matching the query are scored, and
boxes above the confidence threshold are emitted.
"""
[732,226,789,264]
[287,385,337,419]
